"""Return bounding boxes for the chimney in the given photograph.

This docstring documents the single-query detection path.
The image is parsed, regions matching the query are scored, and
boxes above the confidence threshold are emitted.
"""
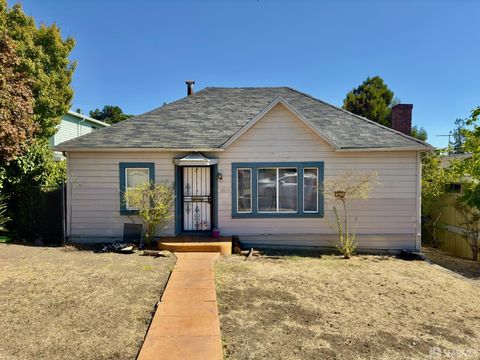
[391,104,413,136]
[185,80,195,96]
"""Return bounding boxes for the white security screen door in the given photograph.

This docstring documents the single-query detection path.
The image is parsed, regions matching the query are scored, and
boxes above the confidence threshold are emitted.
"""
[183,167,211,231]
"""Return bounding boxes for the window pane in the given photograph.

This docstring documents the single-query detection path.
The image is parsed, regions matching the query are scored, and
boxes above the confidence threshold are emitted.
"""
[258,168,277,212]
[303,168,318,212]
[278,168,297,212]
[126,168,149,188]
[125,168,149,211]
[237,169,252,213]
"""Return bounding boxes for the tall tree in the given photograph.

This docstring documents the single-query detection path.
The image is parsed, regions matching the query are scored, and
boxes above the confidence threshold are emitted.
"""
[410,125,428,141]
[343,76,394,126]
[0,34,36,164]
[452,118,466,154]
[89,105,133,125]
[0,0,76,140]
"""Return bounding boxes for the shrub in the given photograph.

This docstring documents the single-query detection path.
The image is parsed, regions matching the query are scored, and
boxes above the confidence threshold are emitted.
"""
[124,181,175,246]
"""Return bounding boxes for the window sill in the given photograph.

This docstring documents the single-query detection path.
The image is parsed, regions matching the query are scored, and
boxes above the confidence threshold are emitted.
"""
[232,212,324,219]
[120,210,139,216]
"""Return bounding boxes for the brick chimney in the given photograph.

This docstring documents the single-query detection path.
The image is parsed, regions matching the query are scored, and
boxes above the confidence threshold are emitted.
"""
[391,104,413,136]
[185,80,195,96]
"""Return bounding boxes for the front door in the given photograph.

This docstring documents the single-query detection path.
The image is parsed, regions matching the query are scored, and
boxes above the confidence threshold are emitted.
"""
[182,167,212,231]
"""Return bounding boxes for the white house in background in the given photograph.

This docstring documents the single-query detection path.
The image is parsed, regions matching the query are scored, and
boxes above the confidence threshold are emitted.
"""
[50,110,110,160]
[55,83,432,252]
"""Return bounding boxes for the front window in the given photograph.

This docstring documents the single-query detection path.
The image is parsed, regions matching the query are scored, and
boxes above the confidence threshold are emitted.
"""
[119,162,155,215]
[125,168,150,210]
[303,168,318,213]
[237,168,252,213]
[232,162,323,217]
[258,168,298,213]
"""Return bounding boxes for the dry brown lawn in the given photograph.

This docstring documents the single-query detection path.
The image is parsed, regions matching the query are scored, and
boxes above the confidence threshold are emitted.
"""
[216,253,480,360]
[423,246,480,280]
[0,244,175,360]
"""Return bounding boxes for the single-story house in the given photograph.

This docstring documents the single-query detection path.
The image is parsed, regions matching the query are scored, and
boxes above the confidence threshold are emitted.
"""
[50,110,110,160]
[55,83,432,252]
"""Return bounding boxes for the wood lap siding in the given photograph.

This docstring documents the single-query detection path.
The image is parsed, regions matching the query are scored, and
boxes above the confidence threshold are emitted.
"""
[67,103,420,249]
[68,152,177,240]
[214,103,419,250]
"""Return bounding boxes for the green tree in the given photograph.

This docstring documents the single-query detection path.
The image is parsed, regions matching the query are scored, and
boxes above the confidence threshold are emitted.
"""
[452,118,466,154]
[0,34,36,164]
[343,76,394,126]
[124,181,175,247]
[89,105,133,125]
[0,0,76,140]
[410,125,428,141]
[420,150,459,245]
[458,106,480,209]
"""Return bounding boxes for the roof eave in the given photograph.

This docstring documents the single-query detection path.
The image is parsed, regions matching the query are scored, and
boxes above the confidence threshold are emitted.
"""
[335,145,434,152]
[67,110,111,127]
[54,146,224,153]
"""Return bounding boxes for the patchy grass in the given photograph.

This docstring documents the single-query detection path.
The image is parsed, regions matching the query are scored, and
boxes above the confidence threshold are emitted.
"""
[0,244,175,360]
[216,253,480,360]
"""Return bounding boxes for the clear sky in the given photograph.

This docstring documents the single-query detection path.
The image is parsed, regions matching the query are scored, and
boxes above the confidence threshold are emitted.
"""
[15,0,480,148]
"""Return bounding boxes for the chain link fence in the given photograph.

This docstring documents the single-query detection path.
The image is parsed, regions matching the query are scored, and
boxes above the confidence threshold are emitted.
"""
[9,184,66,245]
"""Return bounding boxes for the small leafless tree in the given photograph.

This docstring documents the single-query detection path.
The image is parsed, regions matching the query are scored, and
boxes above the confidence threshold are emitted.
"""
[323,171,378,259]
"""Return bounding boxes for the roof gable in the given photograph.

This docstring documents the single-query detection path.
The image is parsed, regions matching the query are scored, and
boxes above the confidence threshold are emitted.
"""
[55,87,432,151]
[221,97,339,149]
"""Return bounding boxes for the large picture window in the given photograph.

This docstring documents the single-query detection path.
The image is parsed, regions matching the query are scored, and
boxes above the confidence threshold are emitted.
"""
[119,162,155,215]
[232,162,324,218]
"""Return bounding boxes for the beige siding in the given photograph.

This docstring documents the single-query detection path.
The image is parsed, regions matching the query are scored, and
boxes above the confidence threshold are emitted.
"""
[67,152,177,241]
[67,103,421,250]
[214,103,420,250]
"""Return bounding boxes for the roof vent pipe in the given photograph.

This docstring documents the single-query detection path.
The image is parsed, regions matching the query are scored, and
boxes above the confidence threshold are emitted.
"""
[185,80,195,96]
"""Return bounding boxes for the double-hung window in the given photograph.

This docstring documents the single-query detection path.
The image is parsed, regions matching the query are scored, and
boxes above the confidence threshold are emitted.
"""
[232,162,324,217]
[119,163,155,215]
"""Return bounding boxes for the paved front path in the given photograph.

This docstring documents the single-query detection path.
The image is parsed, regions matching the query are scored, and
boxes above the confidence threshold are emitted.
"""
[137,252,223,360]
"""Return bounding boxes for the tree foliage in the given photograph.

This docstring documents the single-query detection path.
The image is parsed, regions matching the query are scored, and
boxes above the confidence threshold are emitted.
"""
[452,118,466,154]
[421,150,456,216]
[124,181,174,247]
[0,0,75,140]
[0,34,36,164]
[456,107,480,208]
[343,76,394,127]
[410,125,428,141]
[89,105,132,125]
[0,193,9,232]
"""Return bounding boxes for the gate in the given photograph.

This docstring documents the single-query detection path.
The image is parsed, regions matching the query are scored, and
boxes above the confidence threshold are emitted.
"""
[183,167,212,231]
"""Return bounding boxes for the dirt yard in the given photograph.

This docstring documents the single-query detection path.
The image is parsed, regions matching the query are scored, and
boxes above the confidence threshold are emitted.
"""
[0,244,175,360]
[423,246,480,280]
[216,253,480,360]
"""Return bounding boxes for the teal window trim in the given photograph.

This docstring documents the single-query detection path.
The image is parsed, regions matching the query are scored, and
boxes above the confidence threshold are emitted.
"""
[119,162,155,215]
[231,162,324,218]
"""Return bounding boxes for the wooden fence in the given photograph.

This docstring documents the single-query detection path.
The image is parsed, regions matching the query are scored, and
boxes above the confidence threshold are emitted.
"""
[431,194,479,260]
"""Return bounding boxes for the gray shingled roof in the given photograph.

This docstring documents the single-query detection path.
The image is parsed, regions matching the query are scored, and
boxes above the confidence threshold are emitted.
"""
[55,87,431,150]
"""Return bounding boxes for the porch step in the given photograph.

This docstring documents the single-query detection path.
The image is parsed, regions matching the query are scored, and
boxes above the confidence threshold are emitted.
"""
[158,236,232,256]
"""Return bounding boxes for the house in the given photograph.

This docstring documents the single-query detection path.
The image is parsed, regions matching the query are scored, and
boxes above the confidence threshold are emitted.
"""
[55,83,432,252]
[50,110,110,160]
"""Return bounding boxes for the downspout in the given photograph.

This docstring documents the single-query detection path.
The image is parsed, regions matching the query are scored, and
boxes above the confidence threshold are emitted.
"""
[77,116,87,136]
[416,151,422,251]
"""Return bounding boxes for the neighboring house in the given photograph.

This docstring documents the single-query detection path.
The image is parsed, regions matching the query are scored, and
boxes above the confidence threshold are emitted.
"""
[55,84,432,252]
[50,110,110,160]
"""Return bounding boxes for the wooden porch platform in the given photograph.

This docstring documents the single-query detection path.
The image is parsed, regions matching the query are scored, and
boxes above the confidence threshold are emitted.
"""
[157,236,232,255]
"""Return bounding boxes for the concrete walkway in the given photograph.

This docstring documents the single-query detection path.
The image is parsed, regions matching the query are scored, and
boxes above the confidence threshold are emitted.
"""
[137,252,223,360]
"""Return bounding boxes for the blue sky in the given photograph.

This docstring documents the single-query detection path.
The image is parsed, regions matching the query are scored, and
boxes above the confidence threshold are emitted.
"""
[16,0,480,148]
